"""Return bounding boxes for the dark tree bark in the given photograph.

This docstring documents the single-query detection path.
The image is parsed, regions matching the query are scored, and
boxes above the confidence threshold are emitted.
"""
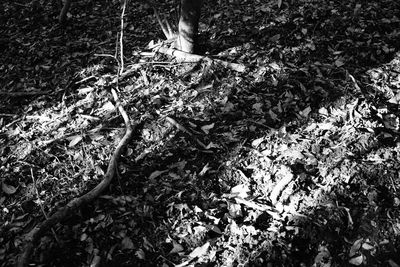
[176,0,203,53]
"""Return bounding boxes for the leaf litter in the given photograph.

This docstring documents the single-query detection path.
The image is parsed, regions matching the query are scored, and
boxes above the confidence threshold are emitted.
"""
[1,0,400,266]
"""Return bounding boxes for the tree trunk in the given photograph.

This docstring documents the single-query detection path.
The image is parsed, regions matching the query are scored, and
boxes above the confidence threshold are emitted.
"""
[177,0,202,53]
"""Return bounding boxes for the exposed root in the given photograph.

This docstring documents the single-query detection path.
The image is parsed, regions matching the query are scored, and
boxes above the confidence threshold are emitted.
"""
[156,46,246,73]
[17,95,133,267]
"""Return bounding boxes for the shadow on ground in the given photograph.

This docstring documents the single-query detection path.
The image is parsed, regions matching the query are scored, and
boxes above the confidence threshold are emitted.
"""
[1,0,400,266]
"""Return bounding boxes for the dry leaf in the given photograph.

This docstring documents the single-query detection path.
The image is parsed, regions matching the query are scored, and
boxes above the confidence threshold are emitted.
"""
[269,34,280,42]
[68,135,83,147]
[361,242,374,250]
[349,238,363,257]
[231,184,250,198]
[121,237,134,250]
[148,170,167,180]
[252,103,263,113]
[383,114,399,130]
[135,249,145,259]
[90,255,101,267]
[201,123,215,134]
[199,163,211,176]
[143,237,154,251]
[100,101,115,112]
[269,110,278,121]
[208,225,222,235]
[2,182,17,195]
[313,245,331,266]
[169,241,184,254]
[228,202,243,218]
[252,137,264,147]
[300,106,312,117]
[189,242,210,258]
[335,59,345,67]
[349,255,364,266]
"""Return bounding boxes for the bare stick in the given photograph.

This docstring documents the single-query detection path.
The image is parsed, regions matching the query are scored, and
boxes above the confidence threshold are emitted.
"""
[119,0,127,75]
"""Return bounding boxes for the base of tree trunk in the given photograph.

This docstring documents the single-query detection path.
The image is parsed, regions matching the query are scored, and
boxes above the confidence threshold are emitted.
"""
[177,0,203,53]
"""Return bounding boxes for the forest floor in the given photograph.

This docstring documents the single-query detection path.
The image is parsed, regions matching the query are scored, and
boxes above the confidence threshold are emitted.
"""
[1,0,400,266]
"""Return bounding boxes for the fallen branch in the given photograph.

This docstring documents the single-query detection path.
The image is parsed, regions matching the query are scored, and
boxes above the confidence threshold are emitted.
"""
[17,0,133,265]
[17,99,133,267]
[0,90,51,97]
[156,46,246,73]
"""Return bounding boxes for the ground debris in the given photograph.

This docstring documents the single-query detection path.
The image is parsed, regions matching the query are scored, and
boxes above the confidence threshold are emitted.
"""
[1,0,400,266]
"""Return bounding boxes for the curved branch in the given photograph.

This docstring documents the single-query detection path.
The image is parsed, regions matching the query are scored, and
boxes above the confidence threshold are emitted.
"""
[18,1,133,265]
[17,100,133,267]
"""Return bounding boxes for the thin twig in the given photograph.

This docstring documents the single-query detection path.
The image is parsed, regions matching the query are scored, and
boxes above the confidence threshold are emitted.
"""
[0,91,51,96]
[154,7,169,38]
[115,0,128,199]
[94,53,116,58]
[148,0,174,39]
[119,0,127,75]
[165,116,207,149]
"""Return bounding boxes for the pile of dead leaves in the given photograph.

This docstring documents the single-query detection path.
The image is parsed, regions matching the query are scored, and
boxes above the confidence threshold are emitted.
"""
[1,0,400,266]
